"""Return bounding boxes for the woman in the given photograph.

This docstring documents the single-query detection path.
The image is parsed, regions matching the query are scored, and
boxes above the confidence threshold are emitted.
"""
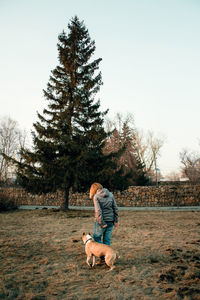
[89,182,118,246]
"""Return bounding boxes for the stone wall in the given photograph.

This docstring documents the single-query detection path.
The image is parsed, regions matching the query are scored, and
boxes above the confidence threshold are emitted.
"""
[0,185,200,207]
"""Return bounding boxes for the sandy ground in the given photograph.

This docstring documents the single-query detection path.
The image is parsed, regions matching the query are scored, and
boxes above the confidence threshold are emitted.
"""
[0,209,200,300]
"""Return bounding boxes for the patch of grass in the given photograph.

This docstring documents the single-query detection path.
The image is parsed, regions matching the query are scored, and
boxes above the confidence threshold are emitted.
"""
[0,210,200,299]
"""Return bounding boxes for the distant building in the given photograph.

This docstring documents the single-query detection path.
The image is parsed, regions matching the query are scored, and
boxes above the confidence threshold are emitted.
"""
[160,177,168,182]
[179,177,190,182]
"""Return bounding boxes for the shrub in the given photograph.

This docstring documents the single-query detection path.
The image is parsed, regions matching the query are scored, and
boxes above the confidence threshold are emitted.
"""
[0,191,18,212]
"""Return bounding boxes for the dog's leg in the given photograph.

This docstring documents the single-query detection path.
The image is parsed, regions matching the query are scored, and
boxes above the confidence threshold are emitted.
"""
[92,255,96,267]
[107,265,115,272]
[86,255,92,268]
[105,253,116,271]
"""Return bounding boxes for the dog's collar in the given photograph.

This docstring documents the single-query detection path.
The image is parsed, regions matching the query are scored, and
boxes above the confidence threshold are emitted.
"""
[84,238,92,245]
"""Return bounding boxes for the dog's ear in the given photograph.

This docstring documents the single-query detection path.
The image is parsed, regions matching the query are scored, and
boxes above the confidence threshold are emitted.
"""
[82,232,85,236]
[89,232,91,235]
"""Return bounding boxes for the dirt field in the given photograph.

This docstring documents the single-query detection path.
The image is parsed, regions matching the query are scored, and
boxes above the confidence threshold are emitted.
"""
[0,209,200,300]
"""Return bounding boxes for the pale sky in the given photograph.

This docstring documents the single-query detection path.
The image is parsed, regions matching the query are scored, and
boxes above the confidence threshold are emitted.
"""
[1,0,200,176]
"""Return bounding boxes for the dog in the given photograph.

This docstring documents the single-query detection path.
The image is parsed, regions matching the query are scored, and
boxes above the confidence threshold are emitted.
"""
[82,232,118,271]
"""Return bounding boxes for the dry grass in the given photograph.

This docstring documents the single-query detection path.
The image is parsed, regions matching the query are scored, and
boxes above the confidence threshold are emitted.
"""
[0,209,200,300]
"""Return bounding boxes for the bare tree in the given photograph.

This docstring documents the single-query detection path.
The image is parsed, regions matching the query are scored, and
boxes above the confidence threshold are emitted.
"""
[165,171,181,181]
[0,116,27,182]
[134,129,165,179]
[104,113,134,155]
[17,129,28,163]
[104,113,134,134]
[180,149,200,182]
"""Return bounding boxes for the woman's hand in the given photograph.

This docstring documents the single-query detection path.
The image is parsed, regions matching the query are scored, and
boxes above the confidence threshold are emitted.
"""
[102,224,108,228]
[114,222,118,228]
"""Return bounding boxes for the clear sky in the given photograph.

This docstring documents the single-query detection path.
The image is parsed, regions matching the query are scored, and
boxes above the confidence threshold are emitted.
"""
[1,0,200,176]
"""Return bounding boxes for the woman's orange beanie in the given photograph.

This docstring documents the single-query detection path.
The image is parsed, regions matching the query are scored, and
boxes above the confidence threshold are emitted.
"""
[89,182,103,199]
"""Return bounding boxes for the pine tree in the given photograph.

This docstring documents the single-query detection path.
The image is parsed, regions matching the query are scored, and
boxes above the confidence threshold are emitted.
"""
[128,127,148,186]
[11,16,127,209]
[104,119,148,186]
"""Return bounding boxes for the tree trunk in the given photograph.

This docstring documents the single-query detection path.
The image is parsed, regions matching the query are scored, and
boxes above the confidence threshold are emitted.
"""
[61,188,70,210]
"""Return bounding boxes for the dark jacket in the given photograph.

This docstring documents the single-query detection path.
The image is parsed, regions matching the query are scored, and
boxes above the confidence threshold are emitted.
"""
[93,188,118,226]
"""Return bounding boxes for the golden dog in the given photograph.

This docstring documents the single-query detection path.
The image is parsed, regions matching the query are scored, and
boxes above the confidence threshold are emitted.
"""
[82,232,118,271]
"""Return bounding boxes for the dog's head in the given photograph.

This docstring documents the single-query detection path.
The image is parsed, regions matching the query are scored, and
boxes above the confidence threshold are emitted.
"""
[82,232,92,244]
